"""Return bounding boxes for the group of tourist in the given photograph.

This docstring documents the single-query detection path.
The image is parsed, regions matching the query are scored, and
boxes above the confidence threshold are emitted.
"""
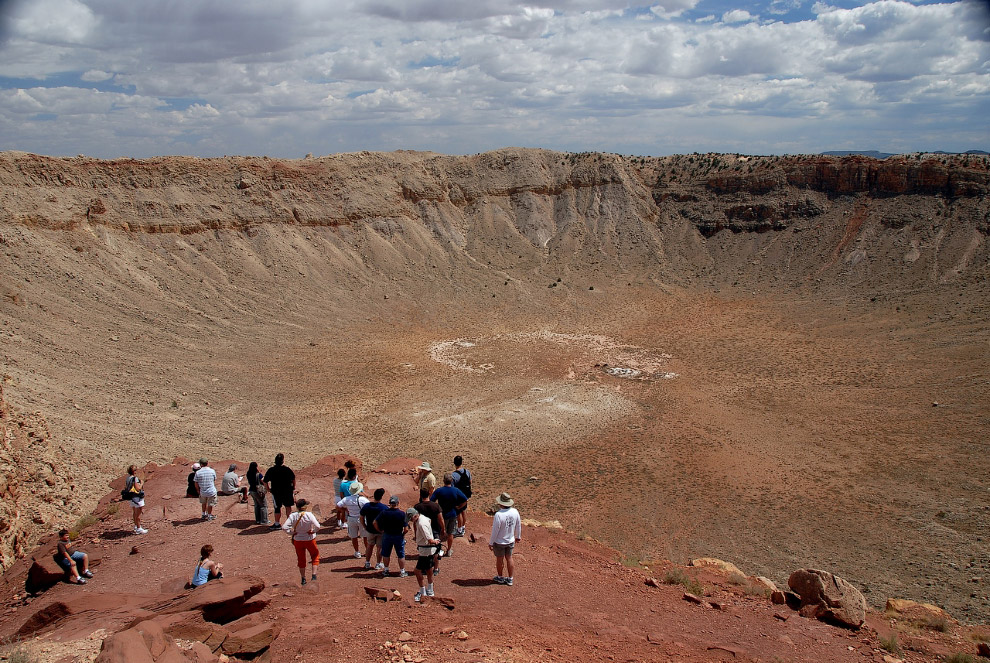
[57,454,522,601]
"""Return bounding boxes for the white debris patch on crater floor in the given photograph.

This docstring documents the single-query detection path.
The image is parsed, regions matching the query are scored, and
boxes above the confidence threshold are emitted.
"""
[429,330,678,381]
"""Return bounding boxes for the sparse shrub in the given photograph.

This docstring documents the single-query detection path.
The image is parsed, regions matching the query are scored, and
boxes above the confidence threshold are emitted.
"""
[728,571,747,585]
[921,615,951,633]
[943,653,975,663]
[69,513,98,539]
[106,503,119,516]
[879,635,902,656]
[662,568,704,596]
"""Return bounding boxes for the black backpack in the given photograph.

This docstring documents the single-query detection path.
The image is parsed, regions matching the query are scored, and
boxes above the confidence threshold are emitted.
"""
[452,468,472,498]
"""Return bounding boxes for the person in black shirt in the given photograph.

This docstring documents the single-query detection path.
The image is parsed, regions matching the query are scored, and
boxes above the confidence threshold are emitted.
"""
[414,488,445,575]
[264,453,295,529]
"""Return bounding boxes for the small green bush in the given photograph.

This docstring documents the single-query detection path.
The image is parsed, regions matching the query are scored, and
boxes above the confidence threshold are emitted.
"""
[879,635,902,656]
[943,653,975,663]
[662,568,704,596]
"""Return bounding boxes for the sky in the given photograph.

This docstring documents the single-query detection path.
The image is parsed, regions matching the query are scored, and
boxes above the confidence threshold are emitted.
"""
[0,0,987,158]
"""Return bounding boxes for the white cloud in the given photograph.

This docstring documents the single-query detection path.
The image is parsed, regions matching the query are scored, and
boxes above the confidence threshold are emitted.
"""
[721,9,756,23]
[0,0,985,157]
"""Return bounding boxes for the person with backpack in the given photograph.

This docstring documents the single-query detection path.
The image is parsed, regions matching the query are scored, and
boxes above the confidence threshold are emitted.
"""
[282,498,321,585]
[451,455,472,536]
[246,461,269,525]
[359,488,388,570]
[430,474,467,560]
[336,482,369,559]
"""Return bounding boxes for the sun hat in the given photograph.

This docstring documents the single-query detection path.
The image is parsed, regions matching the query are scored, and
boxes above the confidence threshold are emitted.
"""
[496,492,514,508]
[349,482,364,495]
[389,495,400,505]
[192,463,201,470]
[416,461,432,471]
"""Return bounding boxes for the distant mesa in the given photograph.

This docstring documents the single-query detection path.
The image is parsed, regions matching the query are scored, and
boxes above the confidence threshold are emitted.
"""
[821,149,989,158]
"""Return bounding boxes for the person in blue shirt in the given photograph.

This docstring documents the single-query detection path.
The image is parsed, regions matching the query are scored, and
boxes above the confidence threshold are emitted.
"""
[429,474,467,560]
[360,488,389,570]
[191,544,223,587]
[373,495,409,578]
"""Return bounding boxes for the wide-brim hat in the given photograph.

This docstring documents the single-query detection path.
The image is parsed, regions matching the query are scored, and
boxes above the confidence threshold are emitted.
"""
[496,492,514,507]
[349,482,364,495]
[416,461,432,471]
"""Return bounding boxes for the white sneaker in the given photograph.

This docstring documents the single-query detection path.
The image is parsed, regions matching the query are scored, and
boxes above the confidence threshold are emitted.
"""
[375,562,384,570]
[425,587,434,597]
[445,549,452,558]
[134,527,148,535]
[414,590,423,602]
[353,551,362,558]
[399,570,409,578]
[364,561,372,570]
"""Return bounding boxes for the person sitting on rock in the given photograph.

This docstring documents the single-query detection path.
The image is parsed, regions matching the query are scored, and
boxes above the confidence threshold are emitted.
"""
[219,463,249,503]
[54,528,93,584]
[191,544,223,587]
[186,463,201,498]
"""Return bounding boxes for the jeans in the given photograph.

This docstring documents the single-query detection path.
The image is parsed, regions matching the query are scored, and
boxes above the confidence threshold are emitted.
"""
[250,490,269,523]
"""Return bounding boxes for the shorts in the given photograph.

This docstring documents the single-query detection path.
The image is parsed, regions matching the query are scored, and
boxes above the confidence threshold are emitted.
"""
[381,534,405,559]
[131,497,145,508]
[492,542,514,557]
[272,492,294,510]
[365,531,382,548]
[199,494,218,508]
[443,515,457,538]
[346,517,363,539]
[416,546,436,571]
[56,551,85,571]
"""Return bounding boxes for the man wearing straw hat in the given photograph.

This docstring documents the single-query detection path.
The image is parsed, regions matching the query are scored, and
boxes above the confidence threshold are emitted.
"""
[416,461,437,497]
[336,481,369,559]
[489,492,522,586]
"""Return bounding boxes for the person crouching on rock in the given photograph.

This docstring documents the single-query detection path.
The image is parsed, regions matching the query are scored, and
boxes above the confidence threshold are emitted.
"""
[192,544,223,587]
[282,498,321,585]
[219,463,249,503]
[186,462,201,498]
[55,528,93,584]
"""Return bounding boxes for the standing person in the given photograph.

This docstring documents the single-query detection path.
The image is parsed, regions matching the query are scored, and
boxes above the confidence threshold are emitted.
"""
[282,498,321,585]
[416,461,437,497]
[194,459,219,521]
[186,463,201,498]
[337,466,358,528]
[54,529,93,584]
[191,544,223,587]
[430,474,467,559]
[246,462,269,525]
[407,508,440,602]
[264,453,295,530]
[331,468,345,528]
[374,496,409,578]
[451,455,472,536]
[489,492,522,586]
[336,482,369,558]
[219,464,249,503]
[124,465,148,534]
[360,488,388,570]
[414,488,445,575]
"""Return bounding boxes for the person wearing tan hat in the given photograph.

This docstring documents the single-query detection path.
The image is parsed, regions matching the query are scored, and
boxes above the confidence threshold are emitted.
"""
[416,461,437,497]
[336,481,369,558]
[489,492,521,586]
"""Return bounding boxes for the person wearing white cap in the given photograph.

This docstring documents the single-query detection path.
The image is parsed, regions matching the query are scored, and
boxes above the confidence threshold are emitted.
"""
[489,492,521,586]
[416,461,437,497]
[186,463,201,498]
[336,482,369,558]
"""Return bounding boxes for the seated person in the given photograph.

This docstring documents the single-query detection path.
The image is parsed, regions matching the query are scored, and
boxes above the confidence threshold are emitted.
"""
[191,544,223,587]
[187,463,201,498]
[219,464,248,503]
[54,528,93,584]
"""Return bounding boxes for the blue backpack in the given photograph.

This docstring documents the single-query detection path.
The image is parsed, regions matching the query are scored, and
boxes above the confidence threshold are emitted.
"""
[451,468,472,498]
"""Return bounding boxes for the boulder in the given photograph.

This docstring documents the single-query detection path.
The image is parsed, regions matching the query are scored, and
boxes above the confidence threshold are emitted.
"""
[25,557,67,593]
[977,642,990,657]
[144,576,265,619]
[95,627,156,663]
[16,601,72,638]
[750,576,778,593]
[133,619,170,659]
[787,569,866,629]
[365,586,401,602]
[221,621,280,656]
[689,558,744,577]
[884,598,954,627]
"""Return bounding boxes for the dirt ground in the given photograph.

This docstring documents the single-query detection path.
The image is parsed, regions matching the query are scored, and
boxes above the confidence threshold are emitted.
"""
[0,150,987,632]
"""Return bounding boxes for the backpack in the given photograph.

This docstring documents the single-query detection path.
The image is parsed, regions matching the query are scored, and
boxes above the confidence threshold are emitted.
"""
[121,475,145,501]
[452,468,472,498]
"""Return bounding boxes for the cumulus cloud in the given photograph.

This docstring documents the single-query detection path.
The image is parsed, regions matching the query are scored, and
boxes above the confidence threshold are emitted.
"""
[0,0,985,157]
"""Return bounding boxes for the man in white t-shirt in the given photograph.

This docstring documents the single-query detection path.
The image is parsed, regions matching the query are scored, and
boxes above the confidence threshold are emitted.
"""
[194,458,219,521]
[336,482,369,558]
[489,492,522,586]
